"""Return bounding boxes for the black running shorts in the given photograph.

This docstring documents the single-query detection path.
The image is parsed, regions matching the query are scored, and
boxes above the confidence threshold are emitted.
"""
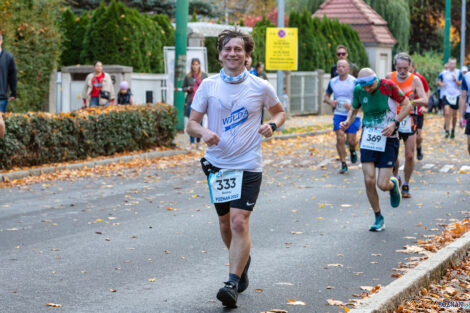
[443,96,460,110]
[413,114,424,130]
[360,137,399,168]
[200,158,262,216]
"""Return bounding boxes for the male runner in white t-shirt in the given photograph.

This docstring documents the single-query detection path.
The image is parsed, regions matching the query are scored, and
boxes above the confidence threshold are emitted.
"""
[187,29,286,308]
[324,60,359,174]
[437,57,462,138]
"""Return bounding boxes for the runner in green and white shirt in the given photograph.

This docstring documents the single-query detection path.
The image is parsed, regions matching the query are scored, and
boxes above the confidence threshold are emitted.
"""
[340,68,412,232]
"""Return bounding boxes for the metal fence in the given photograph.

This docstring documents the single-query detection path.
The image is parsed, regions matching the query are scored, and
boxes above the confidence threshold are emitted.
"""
[289,71,321,115]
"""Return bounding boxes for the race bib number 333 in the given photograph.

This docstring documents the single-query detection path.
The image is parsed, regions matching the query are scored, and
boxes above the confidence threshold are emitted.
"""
[208,169,243,203]
[360,127,386,152]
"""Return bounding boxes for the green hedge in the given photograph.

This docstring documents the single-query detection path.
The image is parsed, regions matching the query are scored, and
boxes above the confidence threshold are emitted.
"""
[288,11,369,71]
[59,1,175,73]
[410,52,443,89]
[0,104,177,170]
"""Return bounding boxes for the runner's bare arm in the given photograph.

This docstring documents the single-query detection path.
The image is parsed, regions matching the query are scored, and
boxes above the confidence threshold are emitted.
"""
[187,109,220,146]
[258,102,286,138]
[259,102,286,138]
[340,107,359,131]
[412,76,428,107]
[454,76,462,87]
[323,93,336,108]
[459,90,468,127]
[382,97,411,137]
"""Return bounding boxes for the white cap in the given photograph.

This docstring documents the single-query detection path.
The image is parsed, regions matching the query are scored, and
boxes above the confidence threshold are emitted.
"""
[462,66,468,72]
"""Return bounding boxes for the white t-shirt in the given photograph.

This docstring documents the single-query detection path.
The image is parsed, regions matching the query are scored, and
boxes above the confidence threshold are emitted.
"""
[326,74,357,116]
[461,72,470,113]
[438,69,462,97]
[191,74,279,172]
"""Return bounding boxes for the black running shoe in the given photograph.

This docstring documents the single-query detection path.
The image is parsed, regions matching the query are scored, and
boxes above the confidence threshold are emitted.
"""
[217,281,238,308]
[416,147,423,160]
[238,256,251,293]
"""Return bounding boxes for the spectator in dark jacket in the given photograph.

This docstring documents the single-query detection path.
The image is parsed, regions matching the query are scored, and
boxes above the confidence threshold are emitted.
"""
[117,81,134,105]
[0,34,17,113]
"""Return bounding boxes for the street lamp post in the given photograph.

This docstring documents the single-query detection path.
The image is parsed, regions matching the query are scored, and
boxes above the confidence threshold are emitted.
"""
[444,0,451,64]
[174,0,189,131]
[276,0,284,99]
[461,0,466,68]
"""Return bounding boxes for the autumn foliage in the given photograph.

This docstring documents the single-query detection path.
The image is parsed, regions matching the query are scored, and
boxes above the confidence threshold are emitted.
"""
[0,104,177,169]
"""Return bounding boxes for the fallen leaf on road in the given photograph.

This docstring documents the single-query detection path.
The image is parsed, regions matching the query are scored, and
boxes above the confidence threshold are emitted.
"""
[353,272,363,276]
[255,288,263,292]
[326,286,335,289]
[110,289,117,292]
[148,277,156,282]
[327,264,343,267]
[45,303,61,307]
[290,231,302,235]
[287,299,306,305]
[261,310,287,313]
[275,282,293,286]
[166,207,178,211]
[317,217,324,220]
[326,299,345,306]
[371,253,382,257]
[341,204,352,207]
[360,286,373,291]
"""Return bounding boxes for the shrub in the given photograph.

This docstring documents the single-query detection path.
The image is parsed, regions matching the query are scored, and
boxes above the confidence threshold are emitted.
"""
[410,52,443,89]
[79,0,168,73]
[204,37,221,73]
[288,11,369,71]
[59,9,90,67]
[0,0,62,112]
[0,104,177,169]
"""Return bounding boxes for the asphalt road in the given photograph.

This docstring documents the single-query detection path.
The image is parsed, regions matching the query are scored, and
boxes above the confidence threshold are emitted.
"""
[0,121,468,313]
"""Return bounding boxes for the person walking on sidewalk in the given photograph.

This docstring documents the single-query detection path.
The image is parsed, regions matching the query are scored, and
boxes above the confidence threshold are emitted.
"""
[183,58,208,150]
[387,53,428,198]
[82,61,115,107]
[187,29,286,308]
[0,34,17,113]
[459,70,470,154]
[323,59,360,174]
[437,57,462,138]
[340,68,411,232]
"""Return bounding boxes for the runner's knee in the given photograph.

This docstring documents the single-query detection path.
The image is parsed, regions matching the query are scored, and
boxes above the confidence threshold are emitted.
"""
[377,180,390,191]
[230,214,249,234]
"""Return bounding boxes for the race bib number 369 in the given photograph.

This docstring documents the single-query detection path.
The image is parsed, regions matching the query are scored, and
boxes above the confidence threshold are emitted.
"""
[208,169,243,203]
[360,127,386,152]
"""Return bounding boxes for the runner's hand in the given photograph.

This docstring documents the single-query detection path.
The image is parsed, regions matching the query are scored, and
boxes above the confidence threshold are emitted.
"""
[339,121,349,131]
[382,122,396,137]
[202,129,220,146]
[344,102,352,111]
[259,124,273,138]
[331,100,337,109]
[460,118,466,128]
[8,97,15,101]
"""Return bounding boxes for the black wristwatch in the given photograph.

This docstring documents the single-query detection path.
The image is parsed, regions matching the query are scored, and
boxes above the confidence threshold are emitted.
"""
[269,122,277,132]
[393,119,400,128]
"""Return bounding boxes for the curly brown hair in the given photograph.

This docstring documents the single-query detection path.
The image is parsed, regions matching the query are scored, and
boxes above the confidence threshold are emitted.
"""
[217,29,255,55]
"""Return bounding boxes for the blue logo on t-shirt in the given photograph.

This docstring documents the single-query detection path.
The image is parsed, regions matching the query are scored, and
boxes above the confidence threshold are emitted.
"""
[223,107,249,131]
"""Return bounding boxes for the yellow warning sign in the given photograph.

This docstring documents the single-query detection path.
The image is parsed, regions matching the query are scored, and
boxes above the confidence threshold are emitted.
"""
[265,27,298,71]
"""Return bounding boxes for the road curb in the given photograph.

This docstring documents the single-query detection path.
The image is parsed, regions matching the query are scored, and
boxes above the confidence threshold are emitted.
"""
[0,128,331,182]
[349,231,470,313]
[0,149,188,181]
